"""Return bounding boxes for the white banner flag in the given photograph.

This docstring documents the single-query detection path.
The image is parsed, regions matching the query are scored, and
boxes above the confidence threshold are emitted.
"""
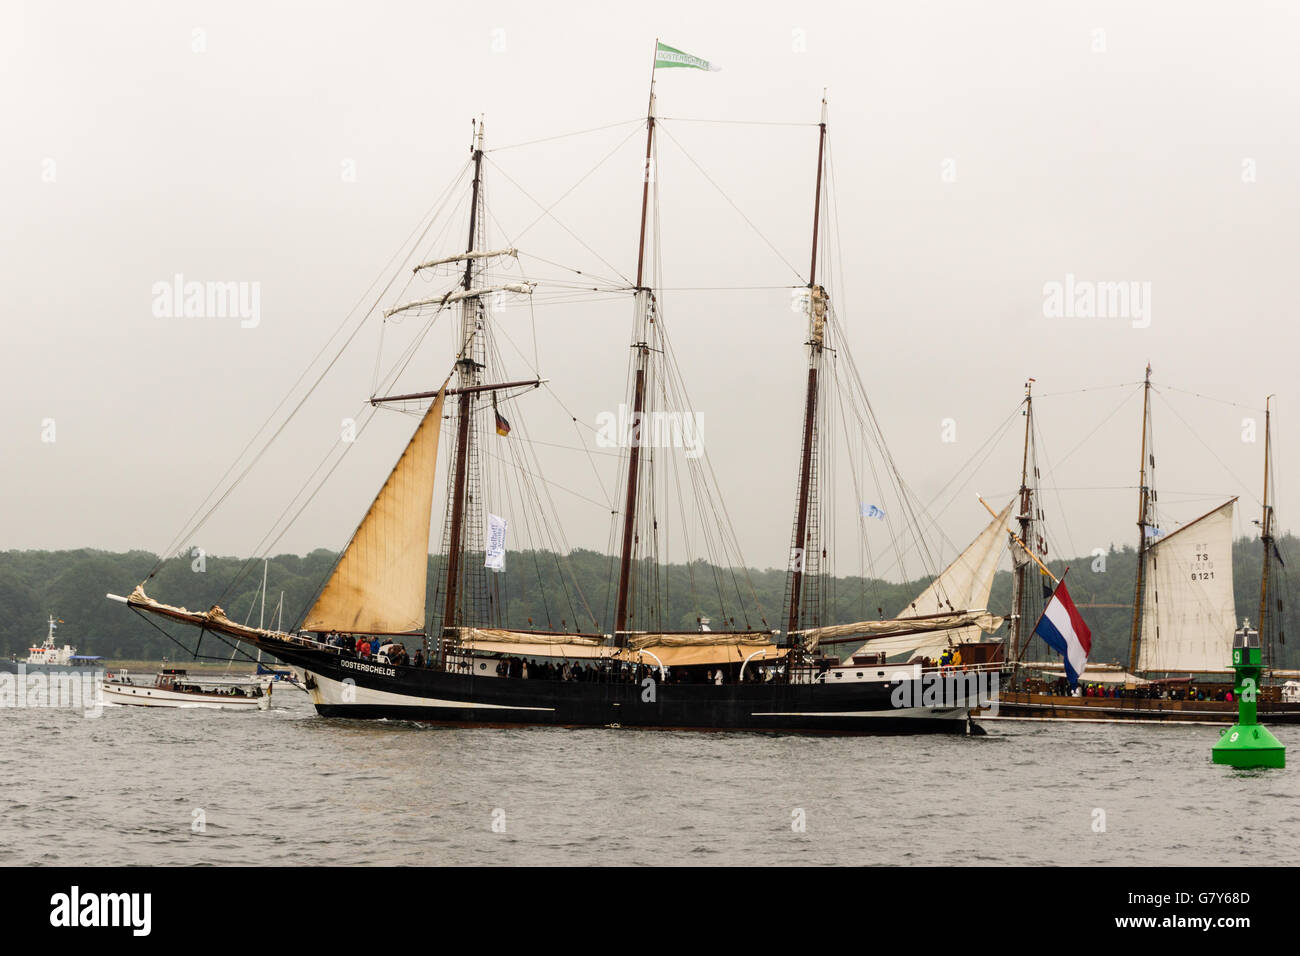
[485,513,507,572]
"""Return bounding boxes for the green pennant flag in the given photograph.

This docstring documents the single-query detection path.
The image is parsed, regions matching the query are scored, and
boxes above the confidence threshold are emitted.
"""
[655,41,720,72]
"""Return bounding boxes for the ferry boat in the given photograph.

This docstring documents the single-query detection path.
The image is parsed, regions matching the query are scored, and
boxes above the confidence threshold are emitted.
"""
[0,616,105,675]
[102,668,271,710]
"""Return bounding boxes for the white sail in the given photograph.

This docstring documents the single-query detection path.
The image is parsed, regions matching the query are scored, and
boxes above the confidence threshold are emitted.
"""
[803,499,1014,658]
[302,386,447,634]
[1137,498,1237,673]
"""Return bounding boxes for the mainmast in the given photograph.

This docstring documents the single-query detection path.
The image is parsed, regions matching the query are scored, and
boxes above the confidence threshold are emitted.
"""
[442,120,486,636]
[613,64,659,644]
[1127,363,1154,673]
[1009,378,1035,668]
[785,97,829,642]
[1258,395,1276,671]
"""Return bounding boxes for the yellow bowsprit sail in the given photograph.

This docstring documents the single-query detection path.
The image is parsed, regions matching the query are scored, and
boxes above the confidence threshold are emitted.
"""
[302,385,447,635]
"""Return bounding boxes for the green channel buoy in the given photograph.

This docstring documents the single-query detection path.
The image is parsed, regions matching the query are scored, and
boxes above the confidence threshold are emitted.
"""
[1212,625,1285,769]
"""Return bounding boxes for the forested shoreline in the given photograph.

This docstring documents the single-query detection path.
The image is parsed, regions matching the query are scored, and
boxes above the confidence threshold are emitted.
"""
[2,536,1294,669]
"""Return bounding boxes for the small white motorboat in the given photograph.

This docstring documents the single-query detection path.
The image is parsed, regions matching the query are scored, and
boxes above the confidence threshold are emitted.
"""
[102,668,271,710]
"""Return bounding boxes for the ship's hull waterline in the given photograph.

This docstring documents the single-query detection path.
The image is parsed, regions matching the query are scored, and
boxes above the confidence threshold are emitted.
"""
[986,691,1300,724]
[263,643,976,735]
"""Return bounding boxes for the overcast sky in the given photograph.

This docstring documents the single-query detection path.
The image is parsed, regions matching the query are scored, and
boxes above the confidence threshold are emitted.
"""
[4,0,1297,583]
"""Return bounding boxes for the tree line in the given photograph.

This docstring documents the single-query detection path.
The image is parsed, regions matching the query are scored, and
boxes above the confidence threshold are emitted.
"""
[0,535,1294,669]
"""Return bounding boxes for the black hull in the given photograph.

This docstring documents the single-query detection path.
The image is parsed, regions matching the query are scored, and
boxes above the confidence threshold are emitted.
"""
[266,644,975,736]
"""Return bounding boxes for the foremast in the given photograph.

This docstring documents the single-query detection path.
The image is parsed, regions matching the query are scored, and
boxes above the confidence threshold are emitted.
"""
[784,97,830,656]
[1009,378,1037,674]
[1127,363,1154,673]
[441,121,488,639]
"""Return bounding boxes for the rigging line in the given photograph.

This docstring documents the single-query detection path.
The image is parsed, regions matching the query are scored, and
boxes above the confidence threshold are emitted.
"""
[222,402,380,609]
[886,405,1022,589]
[149,160,471,575]
[826,130,878,608]
[479,444,615,511]
[482,330,595,627]
[131,607,259,666]
[830,355,884,604]
[511,435,621,458]
[487,118,643,152]
[657,116,820,127]
[1050,384,1143,472]
[477,211,627,296]
[653,285,798,291]
[1031,415,1079,562]
[1152,389,1261,508]
[280,319,483,621]
[485,126,641,281]
[541,385,615,507]
[1034,381,1144,399]
[822,307,949,584]
[470,286,616,520]
[856,388,1022,586]
[516,252,626,290]
[1160,384,1266,413]
[656,121,805,284]
[653,294,766,625]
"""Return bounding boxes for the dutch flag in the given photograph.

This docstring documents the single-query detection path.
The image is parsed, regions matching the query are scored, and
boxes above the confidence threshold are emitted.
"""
[1034,580,1093,688]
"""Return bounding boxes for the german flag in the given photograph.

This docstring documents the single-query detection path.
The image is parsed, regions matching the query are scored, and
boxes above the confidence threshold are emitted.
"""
[495,410,511,437]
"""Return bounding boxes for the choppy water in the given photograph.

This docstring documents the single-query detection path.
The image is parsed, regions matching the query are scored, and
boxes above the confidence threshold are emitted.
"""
[3,688,1298,866]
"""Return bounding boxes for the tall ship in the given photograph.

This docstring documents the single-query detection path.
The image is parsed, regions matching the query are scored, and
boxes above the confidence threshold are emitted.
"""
[0,616,104,675]
[995,370,1300,722]
[108,45,1002,734]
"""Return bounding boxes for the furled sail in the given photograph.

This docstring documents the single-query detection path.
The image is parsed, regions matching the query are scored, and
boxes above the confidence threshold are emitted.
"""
[302,386,447,634]
[413,248,518,273]
[628,632,783,668]
[801,499,1014,658]
[1137,498,1237,673]
[384,283,535,319]
[456,627,605,647]
[627,632,774,649]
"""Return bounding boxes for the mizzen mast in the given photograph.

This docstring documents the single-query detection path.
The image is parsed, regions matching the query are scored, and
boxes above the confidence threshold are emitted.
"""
[785,96,829,643]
